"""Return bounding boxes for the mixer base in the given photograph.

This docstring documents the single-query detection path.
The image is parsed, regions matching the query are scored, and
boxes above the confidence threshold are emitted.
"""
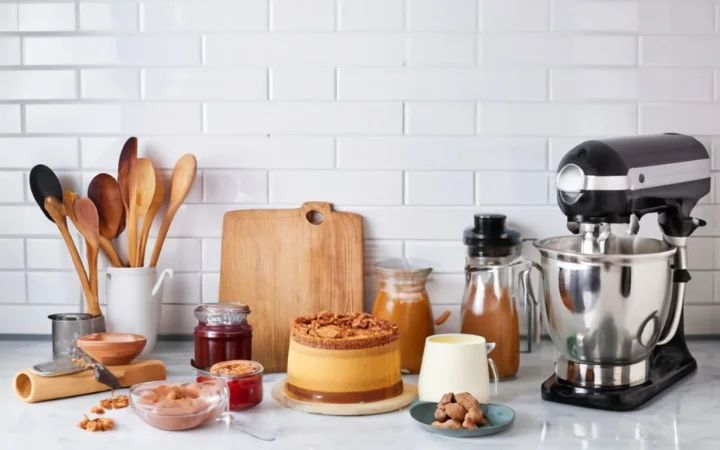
[541,337,697,411]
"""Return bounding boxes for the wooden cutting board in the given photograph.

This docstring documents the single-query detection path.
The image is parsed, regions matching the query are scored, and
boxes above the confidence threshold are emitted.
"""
[219,202,364,373]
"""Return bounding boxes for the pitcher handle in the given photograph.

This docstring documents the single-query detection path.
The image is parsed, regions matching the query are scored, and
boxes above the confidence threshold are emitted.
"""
[151,268,174,296]
[485,342,499,395]
[487,357,499,396]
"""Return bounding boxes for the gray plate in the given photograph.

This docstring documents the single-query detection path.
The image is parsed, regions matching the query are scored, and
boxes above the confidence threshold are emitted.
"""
[409,401,515,438]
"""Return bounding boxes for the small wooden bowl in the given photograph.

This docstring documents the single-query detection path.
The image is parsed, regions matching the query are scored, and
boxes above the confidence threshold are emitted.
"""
[78,333,146,366]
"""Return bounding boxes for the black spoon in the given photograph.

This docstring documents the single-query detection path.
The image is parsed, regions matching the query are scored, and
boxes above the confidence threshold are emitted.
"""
[29,164,63,222]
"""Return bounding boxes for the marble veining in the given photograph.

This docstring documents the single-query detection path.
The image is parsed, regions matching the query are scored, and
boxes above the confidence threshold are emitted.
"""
[3,340,720,449]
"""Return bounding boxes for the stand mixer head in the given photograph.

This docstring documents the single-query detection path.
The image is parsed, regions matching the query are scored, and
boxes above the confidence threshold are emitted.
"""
[534,134,710,399]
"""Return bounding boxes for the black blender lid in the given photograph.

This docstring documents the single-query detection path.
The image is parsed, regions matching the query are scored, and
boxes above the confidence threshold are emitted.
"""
[463,214,522,249]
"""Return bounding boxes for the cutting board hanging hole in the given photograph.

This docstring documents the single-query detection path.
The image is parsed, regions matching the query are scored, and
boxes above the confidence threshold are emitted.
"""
[306,210,324,225]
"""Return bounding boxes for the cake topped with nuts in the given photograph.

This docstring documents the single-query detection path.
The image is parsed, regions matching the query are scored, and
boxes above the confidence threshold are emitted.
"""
[291,312,399,350]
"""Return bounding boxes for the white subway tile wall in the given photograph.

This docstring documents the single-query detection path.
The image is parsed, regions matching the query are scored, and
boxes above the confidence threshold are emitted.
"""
[1,0,720,334]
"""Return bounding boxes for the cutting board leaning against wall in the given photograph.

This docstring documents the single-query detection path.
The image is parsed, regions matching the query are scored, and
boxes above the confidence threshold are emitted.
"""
[219,202,365,373]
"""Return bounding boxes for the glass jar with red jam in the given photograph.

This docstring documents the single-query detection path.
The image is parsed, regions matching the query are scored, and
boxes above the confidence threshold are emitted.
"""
[195,360,264,411]
[192,303,252,371]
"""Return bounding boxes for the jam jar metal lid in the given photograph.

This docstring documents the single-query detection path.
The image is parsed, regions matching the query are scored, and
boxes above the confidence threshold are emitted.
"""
[194,303,251,326]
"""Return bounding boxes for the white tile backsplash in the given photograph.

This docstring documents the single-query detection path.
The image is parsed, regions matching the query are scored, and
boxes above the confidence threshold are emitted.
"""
[144,68,267,100]
[26,238,76,270]
[0,38,20,65]
[270,68,335,100]
[0,239,24,270]
[0,272,27,304]
[271,0,335,31]
[79,2,138,31]
[338,68,547,101]
[205,33,405,66]
[0,172,24,203]
[0,106,21,133]
[407,0,476,31]
[1,0,719,335]
[27,272,80,305]
[480,0,549,31]
[141,0,267,32]
[476,172,548,205]
[406,34,476,66]
[81,69,140,100]
[26,103,202,134]
[405,103,475,135]
[338,0,404,31]
[203,170,268,203]
[0,4,18,32]
[23,36,201,66]
[205,102,402,134]
[406,171,474,205]
[0,70,76,100]
[269,170,403,205]
[18,3,75,32]
[552,0,639,33]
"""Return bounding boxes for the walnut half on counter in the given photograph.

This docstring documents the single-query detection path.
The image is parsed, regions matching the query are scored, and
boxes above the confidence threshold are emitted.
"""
[430,392,488,430]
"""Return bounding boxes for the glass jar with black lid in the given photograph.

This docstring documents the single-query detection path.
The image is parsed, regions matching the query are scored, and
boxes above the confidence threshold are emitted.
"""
[192,303,253,370]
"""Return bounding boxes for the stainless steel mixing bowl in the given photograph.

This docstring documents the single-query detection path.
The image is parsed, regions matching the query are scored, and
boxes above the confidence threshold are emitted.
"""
[534,235,676,365]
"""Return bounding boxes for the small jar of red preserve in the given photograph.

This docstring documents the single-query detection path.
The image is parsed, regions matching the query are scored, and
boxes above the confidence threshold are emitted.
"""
[192,303,252,370]
[196,360,264,411]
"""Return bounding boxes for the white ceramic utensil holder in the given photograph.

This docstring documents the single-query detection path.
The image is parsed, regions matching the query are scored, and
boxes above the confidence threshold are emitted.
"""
[105,266,173,357]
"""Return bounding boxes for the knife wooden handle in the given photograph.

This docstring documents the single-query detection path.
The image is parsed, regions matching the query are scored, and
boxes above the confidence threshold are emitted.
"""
[13,360,166,403]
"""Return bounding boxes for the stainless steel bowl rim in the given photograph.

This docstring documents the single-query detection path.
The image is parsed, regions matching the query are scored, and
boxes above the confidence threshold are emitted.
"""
[533,236,677,262]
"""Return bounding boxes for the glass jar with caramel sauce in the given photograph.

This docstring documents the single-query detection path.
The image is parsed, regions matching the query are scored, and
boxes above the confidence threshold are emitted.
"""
[371,259,450,374]
[461,214,541,380]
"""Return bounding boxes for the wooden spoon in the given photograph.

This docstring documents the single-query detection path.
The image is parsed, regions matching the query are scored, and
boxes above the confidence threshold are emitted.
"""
[129,158,156,267]
[29,166,96,316]
[88,174,126,267]
[137,165,164,266]
[64,191,122,268]
[29,165,62,222]
[118,137,137,216]
[44,197,99,316]
[149,154,197,267]
[74,198,101,316]
[118,137,137,264]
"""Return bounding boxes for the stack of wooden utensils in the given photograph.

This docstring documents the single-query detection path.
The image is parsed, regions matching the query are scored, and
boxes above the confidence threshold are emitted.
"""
[29,137,197,316]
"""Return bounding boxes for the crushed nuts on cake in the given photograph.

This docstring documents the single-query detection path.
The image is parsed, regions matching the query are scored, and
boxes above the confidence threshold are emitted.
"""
[294,312,397,340]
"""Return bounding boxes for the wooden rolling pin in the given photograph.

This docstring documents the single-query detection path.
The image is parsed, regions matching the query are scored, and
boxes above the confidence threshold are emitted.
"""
[14,360,167,403]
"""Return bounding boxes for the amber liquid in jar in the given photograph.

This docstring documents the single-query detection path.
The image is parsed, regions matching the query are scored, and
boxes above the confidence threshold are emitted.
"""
[461,284,520,379]
[372,260,439,374]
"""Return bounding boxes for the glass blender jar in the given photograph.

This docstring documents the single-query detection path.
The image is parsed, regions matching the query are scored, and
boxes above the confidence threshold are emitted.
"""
[461,214,540,380]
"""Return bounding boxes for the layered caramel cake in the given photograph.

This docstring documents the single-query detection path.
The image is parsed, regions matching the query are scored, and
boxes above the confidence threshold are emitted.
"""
[286,312,403,404]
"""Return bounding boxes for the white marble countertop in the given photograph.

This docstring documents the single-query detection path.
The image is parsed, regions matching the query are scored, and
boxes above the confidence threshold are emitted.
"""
[3,340,720,449]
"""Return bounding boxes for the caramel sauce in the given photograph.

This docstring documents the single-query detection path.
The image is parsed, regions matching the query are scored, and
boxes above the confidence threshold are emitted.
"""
[286,380,404,404]
[372,284,434,374]
[461,284,520,379]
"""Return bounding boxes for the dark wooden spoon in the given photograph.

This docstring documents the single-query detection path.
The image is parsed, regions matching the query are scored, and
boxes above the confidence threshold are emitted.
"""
[88,174,126,267]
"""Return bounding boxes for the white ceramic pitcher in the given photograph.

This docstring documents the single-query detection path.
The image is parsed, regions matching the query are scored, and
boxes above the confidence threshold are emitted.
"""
[418,333,499,403]
[105,266,173,356]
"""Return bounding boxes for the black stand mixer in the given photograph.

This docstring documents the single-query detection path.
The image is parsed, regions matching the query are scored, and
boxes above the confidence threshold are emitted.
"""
[533,133,711,411]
